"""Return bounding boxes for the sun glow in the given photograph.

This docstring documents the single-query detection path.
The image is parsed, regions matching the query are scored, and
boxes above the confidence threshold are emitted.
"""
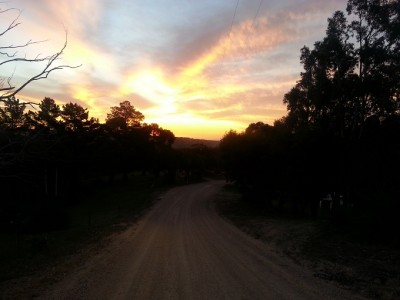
[145,112,243,140]
[119,69,183,121]
[121,71,175,100]
[121,70,177,105]
[72,86,103,118]
[2,0,346,140]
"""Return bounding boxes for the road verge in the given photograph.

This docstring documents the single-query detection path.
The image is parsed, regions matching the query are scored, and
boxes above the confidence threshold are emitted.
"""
[214,183,400,300]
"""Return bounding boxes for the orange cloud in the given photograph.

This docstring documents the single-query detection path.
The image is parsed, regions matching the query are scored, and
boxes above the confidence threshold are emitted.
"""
[180,16,291,76]
[174,16,294,104]
[7,0,348,140]
[100,15,294,138]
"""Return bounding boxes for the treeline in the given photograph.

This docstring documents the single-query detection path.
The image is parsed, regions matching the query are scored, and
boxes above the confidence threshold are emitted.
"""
[0,96,222,232]
[220,0,400,237]
[0,97,217,232]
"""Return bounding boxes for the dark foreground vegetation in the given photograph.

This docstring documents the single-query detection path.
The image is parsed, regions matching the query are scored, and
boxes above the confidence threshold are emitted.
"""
[220,0,400,242]
[0,6,217,261]
[0,0,399,295]
[0,100,220,279]
[0,98,219,281]
[0,175,156,282]
[0,98,174,228]
[215,184,400,300]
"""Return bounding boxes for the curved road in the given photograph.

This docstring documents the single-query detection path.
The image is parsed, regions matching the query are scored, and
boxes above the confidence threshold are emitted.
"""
[43,180,360,299]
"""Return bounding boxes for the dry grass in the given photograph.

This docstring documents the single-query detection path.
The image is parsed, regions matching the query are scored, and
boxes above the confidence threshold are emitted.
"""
[0,174,160,283]
[215,183,400,300]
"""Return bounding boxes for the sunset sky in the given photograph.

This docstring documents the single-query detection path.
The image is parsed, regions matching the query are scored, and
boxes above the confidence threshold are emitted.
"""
[1,0,348,140]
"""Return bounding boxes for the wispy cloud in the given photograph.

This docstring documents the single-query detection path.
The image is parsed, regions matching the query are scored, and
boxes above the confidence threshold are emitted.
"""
[2,0,348,139]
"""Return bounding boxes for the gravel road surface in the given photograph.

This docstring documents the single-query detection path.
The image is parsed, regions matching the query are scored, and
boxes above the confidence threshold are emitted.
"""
[42,180,362,299]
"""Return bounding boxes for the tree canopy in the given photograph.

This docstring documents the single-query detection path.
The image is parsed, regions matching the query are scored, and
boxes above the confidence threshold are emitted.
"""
[106,100,144,129]
[283,0,399,138]
[220,0,400,237]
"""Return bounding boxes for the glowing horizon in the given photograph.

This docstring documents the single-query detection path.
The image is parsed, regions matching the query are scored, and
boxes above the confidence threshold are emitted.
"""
[0,0,348,140]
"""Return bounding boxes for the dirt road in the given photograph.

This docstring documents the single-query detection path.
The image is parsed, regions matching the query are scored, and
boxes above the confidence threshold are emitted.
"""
[42,180,361,299]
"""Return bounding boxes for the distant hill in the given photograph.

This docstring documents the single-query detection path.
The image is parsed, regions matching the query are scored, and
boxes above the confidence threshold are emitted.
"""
[172,137,220,149]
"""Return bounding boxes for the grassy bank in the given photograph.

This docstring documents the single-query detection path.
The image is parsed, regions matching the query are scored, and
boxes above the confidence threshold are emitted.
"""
[215,183,400,300]
[0,174,160,283]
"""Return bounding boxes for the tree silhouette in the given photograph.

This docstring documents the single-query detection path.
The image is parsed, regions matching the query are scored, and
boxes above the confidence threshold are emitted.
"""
[284,1,399,139]
[61,102,90,132]
[221,0,400,232]
[0,5,82,228]
[0,96,26,129]
[147,123,175,147]
[106,101,144,129]
[0,7,80,102]
[35,97,61,129]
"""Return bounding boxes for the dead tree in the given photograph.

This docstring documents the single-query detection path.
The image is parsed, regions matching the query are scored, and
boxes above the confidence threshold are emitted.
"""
[0,6,81,205]
[0,7,81,102]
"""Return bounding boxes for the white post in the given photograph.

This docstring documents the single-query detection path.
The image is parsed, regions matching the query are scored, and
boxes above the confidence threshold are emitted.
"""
[55,168,58,198]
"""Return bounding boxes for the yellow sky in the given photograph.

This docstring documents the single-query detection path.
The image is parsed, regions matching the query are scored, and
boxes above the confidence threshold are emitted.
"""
[1,0,348,140]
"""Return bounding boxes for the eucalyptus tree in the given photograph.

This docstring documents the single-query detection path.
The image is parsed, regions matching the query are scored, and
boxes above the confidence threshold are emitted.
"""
[284,0,399,138]
[346,0,400,135]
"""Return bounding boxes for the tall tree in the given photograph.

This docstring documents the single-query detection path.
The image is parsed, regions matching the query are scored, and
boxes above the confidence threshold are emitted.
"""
[346,0,400,135]
[284,0,399,138]
[106,101,144,129]
[34,97,61,129]
[60,102,89,132]
[284,11,357,135]
[0,96,26,129]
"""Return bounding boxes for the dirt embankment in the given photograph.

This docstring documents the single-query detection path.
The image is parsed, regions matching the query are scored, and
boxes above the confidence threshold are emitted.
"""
[214,184,400,300]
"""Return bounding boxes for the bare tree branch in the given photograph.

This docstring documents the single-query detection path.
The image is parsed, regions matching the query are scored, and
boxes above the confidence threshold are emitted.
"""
[0,39,48,50]
[0,8,21,37]
[0,50,17,57]
[0,55,50,66]
[0,7,81,102]
[0,35,82,100]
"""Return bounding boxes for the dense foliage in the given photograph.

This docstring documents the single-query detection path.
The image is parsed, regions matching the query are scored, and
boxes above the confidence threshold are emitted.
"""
[0,99,176,232]
[220,0,400,237]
